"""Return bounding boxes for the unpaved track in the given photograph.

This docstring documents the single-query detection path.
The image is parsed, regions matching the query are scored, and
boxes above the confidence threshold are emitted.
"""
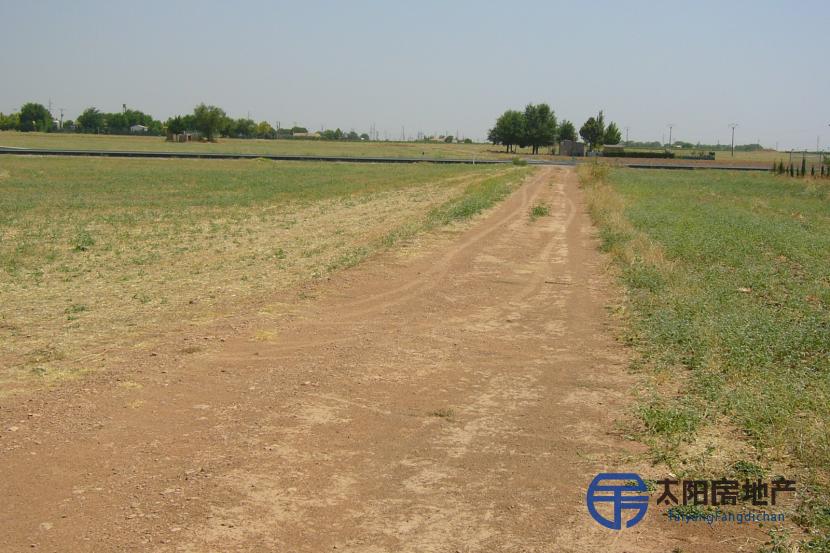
[1,168,741,552]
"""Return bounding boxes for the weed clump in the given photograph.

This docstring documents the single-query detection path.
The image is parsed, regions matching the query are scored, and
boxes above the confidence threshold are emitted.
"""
[529,203,550,220]
[72,230,95,252]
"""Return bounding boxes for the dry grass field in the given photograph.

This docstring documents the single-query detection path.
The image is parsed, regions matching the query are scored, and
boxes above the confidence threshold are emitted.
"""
[0,131,799,165]
[0,155,528,391]
[0,131,524,159]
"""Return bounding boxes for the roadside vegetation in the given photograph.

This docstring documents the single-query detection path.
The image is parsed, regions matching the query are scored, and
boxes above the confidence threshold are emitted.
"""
[0,156,528,390]
[579,164,830,550]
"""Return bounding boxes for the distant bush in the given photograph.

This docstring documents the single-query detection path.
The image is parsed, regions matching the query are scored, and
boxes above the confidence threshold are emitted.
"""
[603,149,675,159]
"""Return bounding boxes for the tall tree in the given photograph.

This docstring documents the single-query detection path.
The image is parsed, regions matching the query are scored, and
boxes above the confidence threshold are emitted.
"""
[192,104,227,141]
[229,118,256,138]
[558,119,577,142]
[604,121,622,145]
[166,116,187,135]
[488,110,525,153]
[106,112,128,131]
[579,111,606,150]
[523,103,557,155]
[77,107,105,133]
[19,102,52,132]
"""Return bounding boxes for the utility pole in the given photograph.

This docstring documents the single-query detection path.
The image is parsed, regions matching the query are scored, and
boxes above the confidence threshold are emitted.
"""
[59,108,65,129]
[729,123,738,157]
[624,126,630,144]
[667,124,674,148]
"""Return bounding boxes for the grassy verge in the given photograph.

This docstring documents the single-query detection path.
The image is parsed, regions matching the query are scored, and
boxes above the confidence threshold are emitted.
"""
[579,163,830,550]
[0,156,529,388]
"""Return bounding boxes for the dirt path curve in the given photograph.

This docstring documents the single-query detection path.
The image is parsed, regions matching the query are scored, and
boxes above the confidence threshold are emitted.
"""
[1,167,735,552]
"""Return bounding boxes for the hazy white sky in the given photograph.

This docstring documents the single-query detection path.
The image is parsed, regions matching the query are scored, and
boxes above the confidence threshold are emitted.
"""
[1,0,828,149]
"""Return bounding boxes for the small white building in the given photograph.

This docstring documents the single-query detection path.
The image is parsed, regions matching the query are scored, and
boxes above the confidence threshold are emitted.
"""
[130,124,149,133]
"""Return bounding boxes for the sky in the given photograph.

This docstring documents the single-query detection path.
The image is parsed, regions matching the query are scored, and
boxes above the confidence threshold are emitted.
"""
[1,0,828,149]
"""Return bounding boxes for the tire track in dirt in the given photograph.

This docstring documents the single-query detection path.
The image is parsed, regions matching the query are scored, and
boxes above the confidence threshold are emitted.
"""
[241,169,555,356]
[0,167,756,552]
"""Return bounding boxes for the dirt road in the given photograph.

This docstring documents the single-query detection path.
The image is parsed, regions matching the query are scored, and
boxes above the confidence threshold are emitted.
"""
[1,167,745,552]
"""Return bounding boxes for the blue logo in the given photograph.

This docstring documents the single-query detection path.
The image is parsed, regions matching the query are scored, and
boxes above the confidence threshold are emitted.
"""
[587,473,650,530]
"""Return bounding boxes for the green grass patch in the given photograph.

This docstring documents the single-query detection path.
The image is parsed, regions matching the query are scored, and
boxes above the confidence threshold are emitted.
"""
[529,202,550,220]
[427,169,529,225]
[580,166,830,543]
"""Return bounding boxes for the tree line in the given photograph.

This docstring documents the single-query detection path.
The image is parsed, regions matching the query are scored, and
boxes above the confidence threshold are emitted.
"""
[487,104,621,153]
[0,102,164,134]
[626,139,766,151]
[0,102,371,142]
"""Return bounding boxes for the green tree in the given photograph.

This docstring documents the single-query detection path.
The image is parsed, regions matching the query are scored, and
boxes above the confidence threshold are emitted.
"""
[229,118,256,138]
[558,120,577,142]
[522,103,557,155]
[106,112,128,131]
[165,116,186,135]
[359,133,370,141]
[193,104,227,141]
[0,112,20,130]
[444,135,454,143]
[256,121,275,138]
[77,107,105,133]
[122,109,154,127]
[488,110,525,153]
[19,102,52,132]
[603,121,622,145]
[579,111,606,150]
[801,157,807,177]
